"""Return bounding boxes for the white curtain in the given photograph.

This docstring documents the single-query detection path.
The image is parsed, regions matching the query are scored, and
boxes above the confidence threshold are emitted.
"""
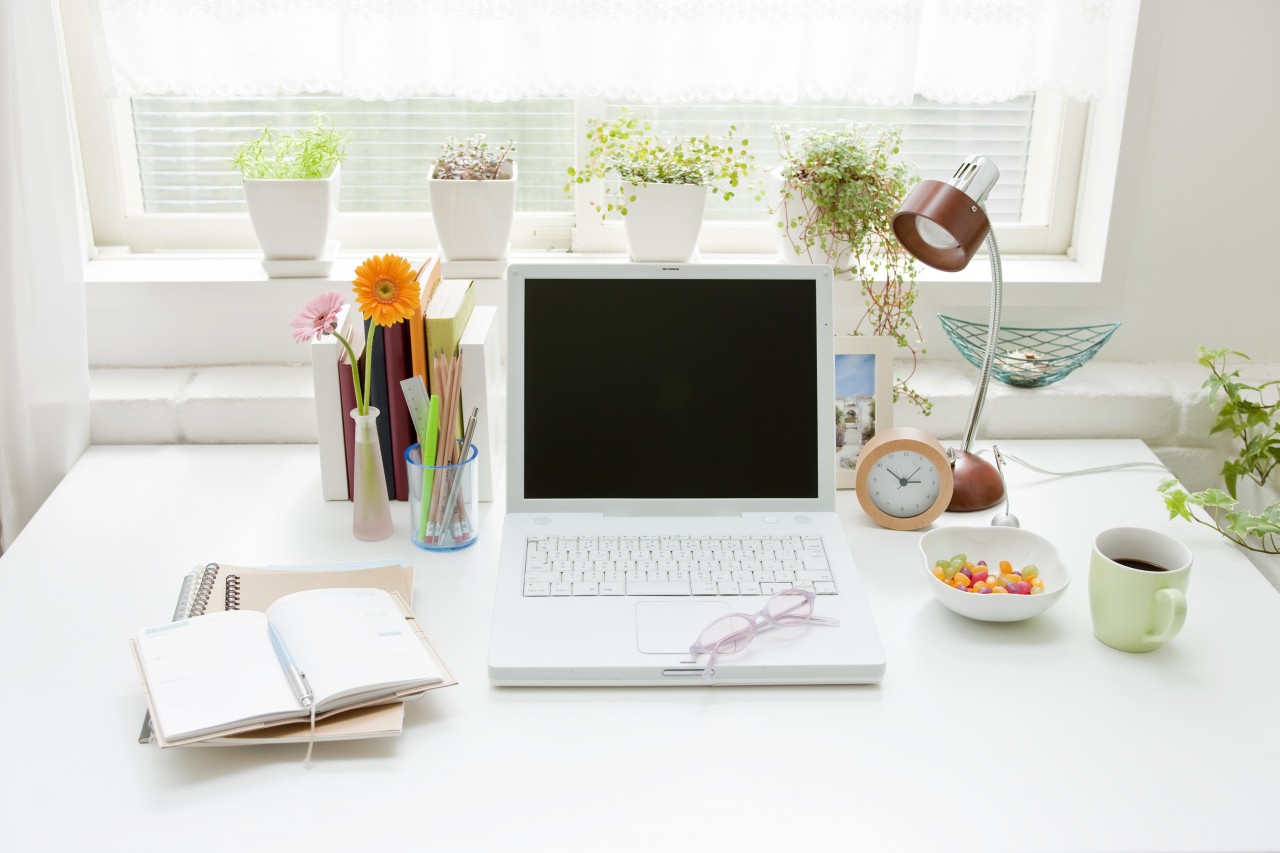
[88,0,1115,103]
[0,1,91,553]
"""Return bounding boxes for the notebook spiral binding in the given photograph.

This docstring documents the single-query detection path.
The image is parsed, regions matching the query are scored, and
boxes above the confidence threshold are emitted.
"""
[224,574,242,611]
[188,563,220,617]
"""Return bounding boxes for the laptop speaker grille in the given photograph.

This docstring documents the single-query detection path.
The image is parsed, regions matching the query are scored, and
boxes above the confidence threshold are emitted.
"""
[534,516,553,525]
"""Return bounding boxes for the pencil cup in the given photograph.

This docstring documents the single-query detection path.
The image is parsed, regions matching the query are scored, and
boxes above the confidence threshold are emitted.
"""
[406,441,479,551]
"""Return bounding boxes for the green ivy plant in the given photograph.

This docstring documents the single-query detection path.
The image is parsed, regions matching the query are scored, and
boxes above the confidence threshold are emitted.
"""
[774,124,928,416]
[231,115,348,180]
[565,109,760,219]
[1159,347,1280,555]
[432,135,516,180]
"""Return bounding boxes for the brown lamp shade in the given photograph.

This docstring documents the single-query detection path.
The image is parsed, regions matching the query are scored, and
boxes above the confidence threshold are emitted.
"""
[892,180,991,273]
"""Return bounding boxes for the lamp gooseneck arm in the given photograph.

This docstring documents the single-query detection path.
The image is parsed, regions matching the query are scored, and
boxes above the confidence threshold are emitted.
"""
[960,227,1002,454]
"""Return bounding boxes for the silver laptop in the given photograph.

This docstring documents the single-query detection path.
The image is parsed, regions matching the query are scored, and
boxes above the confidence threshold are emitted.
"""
[488,263,886,686]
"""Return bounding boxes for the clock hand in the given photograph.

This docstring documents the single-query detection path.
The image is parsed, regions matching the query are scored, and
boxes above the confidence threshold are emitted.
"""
[906,466,921,481]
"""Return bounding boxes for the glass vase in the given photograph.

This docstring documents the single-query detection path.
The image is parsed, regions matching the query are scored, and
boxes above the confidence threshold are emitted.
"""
[350,407,393,541]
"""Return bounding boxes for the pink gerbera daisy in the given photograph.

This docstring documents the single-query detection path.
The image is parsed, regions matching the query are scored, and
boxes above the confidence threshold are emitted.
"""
[290,291,346,343]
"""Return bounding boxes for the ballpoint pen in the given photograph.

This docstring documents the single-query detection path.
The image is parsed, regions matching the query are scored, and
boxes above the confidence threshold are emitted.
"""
[440,407,479,546]
[267,622,314,710]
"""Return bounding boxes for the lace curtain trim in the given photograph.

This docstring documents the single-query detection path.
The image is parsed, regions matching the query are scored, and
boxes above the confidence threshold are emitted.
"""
[88,0,1114,104]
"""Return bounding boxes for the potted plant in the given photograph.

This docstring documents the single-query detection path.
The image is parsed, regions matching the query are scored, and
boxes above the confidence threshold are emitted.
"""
[232,115,348,260]
[427,135,517,261]
[1159,347,1280,565]
[567,109,759,262]
[772,124,930,416]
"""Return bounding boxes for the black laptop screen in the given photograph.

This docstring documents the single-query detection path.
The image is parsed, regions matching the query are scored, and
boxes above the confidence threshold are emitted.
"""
[522,276,819,500]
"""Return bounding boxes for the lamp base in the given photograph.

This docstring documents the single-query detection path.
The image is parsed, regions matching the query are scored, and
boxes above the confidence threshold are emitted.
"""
[948,450,1005,512]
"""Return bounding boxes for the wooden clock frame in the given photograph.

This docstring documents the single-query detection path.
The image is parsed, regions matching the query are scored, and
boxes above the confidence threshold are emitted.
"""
[854,427,955,530]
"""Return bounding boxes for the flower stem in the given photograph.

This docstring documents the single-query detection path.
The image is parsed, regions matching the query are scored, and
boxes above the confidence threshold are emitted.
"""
[362,323,378,416]
[331,331,365,415]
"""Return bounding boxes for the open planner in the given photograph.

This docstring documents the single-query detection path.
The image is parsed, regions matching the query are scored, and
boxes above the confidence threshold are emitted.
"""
[133,587,445,747]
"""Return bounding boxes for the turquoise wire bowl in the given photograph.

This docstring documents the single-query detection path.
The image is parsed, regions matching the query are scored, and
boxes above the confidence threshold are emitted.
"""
[938,315,1121,388]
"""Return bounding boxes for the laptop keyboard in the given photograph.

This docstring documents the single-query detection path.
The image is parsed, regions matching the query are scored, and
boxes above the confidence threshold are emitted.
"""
[522,534,837,597]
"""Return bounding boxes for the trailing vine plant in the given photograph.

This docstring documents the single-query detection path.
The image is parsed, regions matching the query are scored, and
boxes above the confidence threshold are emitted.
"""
[566,108,760,219]
[1159,347,1280,555]
[774,124,930,416]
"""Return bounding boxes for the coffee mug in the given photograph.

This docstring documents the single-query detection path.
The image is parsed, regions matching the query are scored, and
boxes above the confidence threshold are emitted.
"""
[1089,527,1193,653]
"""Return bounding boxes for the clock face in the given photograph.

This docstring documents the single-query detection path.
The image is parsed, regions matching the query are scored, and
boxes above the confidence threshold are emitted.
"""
[854,427,954,530]
[864,451,943,518]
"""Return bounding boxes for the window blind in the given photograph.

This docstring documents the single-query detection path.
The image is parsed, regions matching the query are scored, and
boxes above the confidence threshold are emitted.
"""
[131,95,1032,222]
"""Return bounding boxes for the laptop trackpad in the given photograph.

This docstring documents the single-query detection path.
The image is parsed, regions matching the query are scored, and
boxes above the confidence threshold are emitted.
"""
[635,601,731,654]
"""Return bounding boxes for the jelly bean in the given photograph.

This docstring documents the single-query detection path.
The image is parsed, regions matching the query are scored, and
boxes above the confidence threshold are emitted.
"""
[944,566,958,580]
[971,570,988,583]
[950,558,965,571]
[978,587,992,594]
[1022,566,1039,580]
[1015,581,1032,595]
[990,585,1008,594]
[954,574,971,589]
[999,560,1013,573]
[932,567,945,579]
[951,553,967,563]
[976,560,987,567]
[1030,587,1043,595]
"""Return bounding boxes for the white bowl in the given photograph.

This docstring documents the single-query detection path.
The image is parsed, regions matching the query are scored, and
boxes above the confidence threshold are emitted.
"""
[918,526,1070,622]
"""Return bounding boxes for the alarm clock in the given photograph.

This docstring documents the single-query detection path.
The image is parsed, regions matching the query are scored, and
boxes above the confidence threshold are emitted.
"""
[854,427,955,530]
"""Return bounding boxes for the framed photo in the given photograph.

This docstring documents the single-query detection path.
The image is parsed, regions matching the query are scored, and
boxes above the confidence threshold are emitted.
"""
[834,335,895,489]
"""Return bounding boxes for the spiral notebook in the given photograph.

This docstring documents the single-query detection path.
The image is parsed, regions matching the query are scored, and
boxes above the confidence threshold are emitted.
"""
[137,562,451,746]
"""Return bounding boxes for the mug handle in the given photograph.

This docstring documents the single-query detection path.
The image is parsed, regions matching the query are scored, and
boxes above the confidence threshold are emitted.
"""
[1145,588,1187,645]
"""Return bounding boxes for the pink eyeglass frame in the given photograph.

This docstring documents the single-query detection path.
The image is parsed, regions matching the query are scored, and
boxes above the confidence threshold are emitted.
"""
[688,587,840,683]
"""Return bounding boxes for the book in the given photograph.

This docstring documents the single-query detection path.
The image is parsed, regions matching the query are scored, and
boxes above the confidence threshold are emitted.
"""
[408,256,443,382]
[426,278,476,434]
[363,317,397,500]
[460,305,504,502]
[137,561,431,746]
[133,587,446,747]
[311,305,361,501]
[383,317,413,501]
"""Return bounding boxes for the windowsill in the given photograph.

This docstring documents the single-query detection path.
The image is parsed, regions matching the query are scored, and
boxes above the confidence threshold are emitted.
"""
[84,248,1100,289]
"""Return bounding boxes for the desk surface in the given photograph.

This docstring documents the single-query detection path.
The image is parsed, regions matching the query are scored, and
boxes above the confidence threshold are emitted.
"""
[2,440,1278,853]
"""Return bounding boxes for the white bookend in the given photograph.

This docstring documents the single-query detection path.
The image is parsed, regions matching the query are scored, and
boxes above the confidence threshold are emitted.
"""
[310,304,352,500]
[459,305,504,502]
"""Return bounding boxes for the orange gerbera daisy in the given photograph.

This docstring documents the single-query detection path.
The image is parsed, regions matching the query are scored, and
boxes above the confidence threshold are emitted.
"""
[352,253,420,327]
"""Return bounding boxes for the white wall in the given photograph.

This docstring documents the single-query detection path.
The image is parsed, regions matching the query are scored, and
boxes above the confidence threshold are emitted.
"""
[920,0,1280,365]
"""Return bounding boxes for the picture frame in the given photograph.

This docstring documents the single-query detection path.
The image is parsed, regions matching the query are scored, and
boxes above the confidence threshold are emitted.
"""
[833,335,895,489]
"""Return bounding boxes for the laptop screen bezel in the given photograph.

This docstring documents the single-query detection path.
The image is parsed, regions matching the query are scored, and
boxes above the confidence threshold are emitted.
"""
[506,262,835,515]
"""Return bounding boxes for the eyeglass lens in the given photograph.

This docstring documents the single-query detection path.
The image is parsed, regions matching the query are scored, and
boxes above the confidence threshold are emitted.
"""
[765,590,814,625]
[697,613,756,654]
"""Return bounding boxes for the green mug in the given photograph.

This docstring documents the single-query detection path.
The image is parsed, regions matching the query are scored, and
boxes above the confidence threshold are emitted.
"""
[1089,527,1193,653]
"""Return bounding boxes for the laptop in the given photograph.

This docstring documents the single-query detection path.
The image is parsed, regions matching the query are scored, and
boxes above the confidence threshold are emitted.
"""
[487,262,886,686]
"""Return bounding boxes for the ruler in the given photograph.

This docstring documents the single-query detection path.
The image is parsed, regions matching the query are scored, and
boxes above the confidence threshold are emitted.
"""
[399,375,432,445]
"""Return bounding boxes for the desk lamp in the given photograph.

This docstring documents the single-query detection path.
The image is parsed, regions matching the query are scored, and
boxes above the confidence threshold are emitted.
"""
[891,156,1004,511]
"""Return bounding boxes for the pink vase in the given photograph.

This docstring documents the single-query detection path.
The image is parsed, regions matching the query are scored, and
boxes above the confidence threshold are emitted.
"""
[350,407,393,541]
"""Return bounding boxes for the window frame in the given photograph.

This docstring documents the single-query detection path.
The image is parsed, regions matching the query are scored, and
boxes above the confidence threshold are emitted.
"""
[63,0,1087,259]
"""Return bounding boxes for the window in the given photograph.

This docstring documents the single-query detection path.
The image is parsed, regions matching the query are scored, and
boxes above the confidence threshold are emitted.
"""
[62,2,1089,259]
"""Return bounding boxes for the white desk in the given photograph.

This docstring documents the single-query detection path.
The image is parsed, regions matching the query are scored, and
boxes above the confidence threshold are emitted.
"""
[2,441,1279,852]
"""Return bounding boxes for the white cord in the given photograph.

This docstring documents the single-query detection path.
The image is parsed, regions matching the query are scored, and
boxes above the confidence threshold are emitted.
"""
[977,448,1173,478]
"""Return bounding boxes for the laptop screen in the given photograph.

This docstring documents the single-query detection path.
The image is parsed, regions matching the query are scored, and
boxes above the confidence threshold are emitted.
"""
[519,272,822,501]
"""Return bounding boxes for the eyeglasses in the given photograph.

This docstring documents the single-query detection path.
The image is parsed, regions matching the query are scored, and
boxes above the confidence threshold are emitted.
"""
[688,588,840,683]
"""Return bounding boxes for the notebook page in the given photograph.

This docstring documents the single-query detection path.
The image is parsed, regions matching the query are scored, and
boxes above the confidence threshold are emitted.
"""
[134,611,302,742]
[266,588,444,712]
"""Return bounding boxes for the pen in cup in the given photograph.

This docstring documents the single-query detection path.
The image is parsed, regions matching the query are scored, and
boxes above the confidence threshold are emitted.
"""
[268,622,314,710]
[440,408,479,546]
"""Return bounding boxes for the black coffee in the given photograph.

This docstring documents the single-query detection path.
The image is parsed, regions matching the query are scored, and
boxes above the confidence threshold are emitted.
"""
[1114,558,1169,572]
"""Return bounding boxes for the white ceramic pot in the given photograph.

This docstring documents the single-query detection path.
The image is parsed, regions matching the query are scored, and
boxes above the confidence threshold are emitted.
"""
[242,165,340,260]
[769,166,852,271]
[428,161,517,261]
[621,182,708,263]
